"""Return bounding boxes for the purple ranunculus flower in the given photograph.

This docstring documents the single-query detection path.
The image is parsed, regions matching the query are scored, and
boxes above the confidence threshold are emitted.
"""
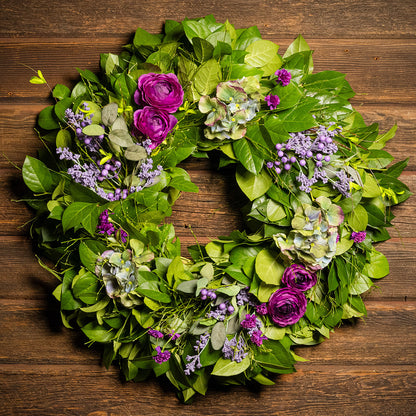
[275,68,292,86]
[134,72,184,113]
[282,264,318,291]
[265,94,280,110]
[133,106,177,149]
[268,287,307,327]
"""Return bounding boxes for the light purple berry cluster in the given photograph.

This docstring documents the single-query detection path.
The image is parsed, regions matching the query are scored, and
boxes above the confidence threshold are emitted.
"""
[206,301,235,321]
[199,288,217,301]
[266,125,354,197]
[65,105,104,152]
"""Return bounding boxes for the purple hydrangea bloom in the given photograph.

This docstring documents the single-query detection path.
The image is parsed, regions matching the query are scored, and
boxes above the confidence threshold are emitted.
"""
[282,264,318,291]
[351,231,366,243]
[153,346,170,364]
[268,287,307,327]
[275,69,292,86]
[265,94,280,110]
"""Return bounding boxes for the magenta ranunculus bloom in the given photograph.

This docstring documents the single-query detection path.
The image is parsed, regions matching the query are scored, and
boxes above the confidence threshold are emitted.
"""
[133,106,177,148]
[268,287,307,327]
[282,264,317,291]
[265,94,280,110]
[134,72,184,113]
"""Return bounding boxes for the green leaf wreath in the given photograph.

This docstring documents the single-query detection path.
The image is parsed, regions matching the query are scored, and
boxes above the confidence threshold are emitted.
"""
[22,15,410,403]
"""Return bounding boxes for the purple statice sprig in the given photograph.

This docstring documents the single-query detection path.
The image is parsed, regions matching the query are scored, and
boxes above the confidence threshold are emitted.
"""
[351,231,366,243]
[96,210,128,243]
[153,346,171,364]
[184,332,210,375]
[222,335,248,363]
[240,313,268,347]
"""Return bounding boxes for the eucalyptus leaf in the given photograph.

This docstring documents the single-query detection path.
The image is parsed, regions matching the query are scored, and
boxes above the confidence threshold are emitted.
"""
[82,124,105,137]
[211,322,227,350]
[125,145,147,161]
[108,129,135,147]
[102,103,119,126]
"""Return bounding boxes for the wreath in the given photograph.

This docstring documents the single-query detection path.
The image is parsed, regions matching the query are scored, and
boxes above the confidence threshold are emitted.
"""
[22,16,410,403]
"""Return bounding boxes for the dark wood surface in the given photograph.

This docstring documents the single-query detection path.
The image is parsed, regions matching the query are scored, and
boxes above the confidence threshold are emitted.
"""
[1,1,415,415]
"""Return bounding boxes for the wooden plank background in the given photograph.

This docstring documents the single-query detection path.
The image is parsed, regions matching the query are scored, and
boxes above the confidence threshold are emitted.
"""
[0,1,415,414]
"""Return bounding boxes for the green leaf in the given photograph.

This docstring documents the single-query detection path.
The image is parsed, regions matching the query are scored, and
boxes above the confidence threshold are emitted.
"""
[347,204,368,232]
[363,249,389,279]
[362,172,381,198]
[368,124,397,150]
[283,35,310,58]
[193,59,222,96]
[56,129,72,148]
[79,240,107,273]
[38,105,60,130]
[81,321,116,343]
[211,356,250,376]
[133,27,163,46]
[72,270,100,304]
[62,202,103,235]
[304,71,346,91]
[366,150,394,169]
[327,263,338,291]
[232,138,263,174]
[235,167,272,201]
[193,37,214,61]
[52,84,71,100]
[266,200,286,222]
[255,248,284,285]
[277,98,317,132]
[22,156,53,193]
[245,39,280,76]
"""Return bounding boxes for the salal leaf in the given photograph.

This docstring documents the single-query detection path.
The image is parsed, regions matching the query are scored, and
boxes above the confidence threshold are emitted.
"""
[236,167,272,201]
[62,202,104,235]
[255,248,284,285]
[211,356,250,376]
[283,35,310,58]
[193,59,221,96]
[22,156,53,193]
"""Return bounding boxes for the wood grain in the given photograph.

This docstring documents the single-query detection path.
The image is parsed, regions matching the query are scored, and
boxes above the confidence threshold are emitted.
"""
[0,1,415,415]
